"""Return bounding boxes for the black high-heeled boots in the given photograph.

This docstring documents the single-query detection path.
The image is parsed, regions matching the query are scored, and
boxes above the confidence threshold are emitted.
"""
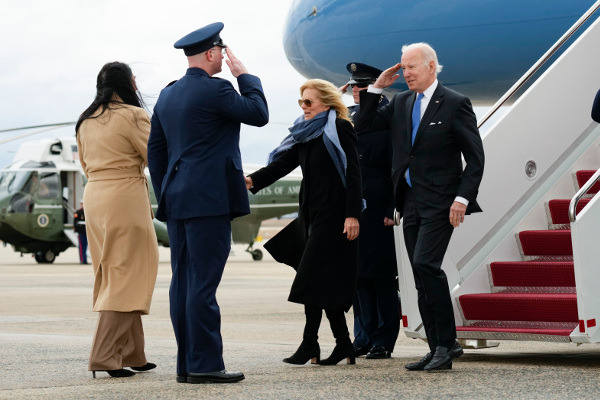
[319,309,356,365]
[318,340,356,365]
[283,340,320,364]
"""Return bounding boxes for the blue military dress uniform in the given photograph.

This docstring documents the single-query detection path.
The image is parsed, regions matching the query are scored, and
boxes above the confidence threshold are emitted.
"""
[346,63,400,358]
[147,23,268,377]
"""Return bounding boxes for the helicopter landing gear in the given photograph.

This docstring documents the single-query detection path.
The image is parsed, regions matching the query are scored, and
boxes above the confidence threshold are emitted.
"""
[245,244,263,261]
[34,249,56,264]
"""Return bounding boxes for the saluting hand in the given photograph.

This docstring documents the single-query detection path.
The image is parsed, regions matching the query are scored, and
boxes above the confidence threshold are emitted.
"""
[373,63,402,89]
[225,48,248,78]
[343,217,360,241]
[245,176,253,190]
[338,83,349,94]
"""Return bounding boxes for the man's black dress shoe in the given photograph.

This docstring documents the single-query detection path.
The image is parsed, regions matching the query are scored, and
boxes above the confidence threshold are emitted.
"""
[187,370,245,384]
[366,345,391,359]
[405,352,433,371]
[354,346,369,357]
[424,341,464,371]
[131,362,156,372]
[176,373,187,383]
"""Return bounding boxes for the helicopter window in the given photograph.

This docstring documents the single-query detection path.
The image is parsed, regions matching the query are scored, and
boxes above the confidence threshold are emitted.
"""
[22,172,38,196]
[0,171,32,194]
[38,173,59,199]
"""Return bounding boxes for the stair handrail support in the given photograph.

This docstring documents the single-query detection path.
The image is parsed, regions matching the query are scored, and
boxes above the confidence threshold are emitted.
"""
[569,166,600,343]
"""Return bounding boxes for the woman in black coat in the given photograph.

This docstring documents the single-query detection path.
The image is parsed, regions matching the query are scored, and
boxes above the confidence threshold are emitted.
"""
[246,79,362,365]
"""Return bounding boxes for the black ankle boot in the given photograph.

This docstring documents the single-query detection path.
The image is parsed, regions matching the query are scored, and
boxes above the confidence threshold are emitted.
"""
[319,341,356,365]
[283,340,320,365]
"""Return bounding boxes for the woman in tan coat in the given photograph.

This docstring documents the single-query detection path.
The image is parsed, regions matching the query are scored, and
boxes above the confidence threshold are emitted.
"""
[75,62,159,378]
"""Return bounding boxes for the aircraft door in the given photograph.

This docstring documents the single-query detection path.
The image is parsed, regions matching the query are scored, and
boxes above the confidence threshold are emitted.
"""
[31,172,62,234]
[60,170,86,225]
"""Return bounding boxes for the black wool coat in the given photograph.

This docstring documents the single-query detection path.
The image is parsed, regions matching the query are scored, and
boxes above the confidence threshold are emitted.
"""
[250,118,362,311]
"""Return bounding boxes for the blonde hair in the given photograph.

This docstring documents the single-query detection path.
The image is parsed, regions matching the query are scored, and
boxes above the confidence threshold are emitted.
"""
[300,79,352,124]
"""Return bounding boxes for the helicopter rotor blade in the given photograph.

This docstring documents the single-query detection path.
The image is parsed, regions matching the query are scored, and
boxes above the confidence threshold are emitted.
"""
[0,123,75,145]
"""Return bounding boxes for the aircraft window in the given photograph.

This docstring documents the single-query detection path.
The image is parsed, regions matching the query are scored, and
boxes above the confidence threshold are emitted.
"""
[0,171,32,194]
[22,172,38,196]
[38,173,59,199]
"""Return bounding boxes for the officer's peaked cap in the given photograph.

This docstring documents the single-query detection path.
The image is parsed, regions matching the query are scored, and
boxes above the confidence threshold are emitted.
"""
[346,62,383,85]
[174,22,227,56]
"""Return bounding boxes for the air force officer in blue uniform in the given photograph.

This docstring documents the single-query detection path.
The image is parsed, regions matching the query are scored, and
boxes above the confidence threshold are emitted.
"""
[148,22,268,384]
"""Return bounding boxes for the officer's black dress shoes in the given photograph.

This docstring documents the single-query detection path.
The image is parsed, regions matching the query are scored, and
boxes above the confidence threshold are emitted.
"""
[354,346,369,357]
[186,370,245,384]
[423,341,464,371]
[366,345,392,359]
[176,373,188,383]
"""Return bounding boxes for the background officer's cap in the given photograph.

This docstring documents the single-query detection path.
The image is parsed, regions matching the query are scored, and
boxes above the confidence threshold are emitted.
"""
[346,62,383,86]
[174,22,227,56]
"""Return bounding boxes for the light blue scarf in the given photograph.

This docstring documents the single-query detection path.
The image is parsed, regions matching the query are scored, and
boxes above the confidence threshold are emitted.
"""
[268,109,347,187]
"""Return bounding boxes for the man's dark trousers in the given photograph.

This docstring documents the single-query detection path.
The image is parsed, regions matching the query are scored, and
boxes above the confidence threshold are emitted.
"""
[78,234,88,264]
[402,186,456,352]
[354,278,400,351]
[167,215,231,374]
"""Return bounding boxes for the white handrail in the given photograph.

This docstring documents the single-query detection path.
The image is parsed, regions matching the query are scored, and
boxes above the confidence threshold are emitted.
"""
[569,169,600,222]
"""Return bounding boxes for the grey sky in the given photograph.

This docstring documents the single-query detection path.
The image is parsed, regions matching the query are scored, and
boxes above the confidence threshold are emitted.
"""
[0,0,319,167]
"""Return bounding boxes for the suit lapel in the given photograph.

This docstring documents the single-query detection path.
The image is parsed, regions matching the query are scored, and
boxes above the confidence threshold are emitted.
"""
[413,84,445,148]
[405,93,415,150]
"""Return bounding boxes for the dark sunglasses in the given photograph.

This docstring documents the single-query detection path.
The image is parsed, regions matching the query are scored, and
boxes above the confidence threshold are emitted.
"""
[351,82,370,88]
[298,98,314,107]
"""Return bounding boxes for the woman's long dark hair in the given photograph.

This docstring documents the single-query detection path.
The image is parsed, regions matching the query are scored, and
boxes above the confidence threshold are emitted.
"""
[75,62,145,134]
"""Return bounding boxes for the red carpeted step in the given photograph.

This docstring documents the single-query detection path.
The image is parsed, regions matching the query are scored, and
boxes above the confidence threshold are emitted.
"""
[459,293,578,322]
[490,262,575,287]
[576,170,600,194]
[548,199,590,225]
[456,326,573,336]
[519,230,572,256]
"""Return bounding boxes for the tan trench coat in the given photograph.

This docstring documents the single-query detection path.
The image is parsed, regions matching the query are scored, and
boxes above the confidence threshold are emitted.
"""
[77,103,158,314]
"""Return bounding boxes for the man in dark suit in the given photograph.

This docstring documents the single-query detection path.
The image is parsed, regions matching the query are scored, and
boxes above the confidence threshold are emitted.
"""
[147,22,268,384]
[356,42,484,371]
[342,63,400,360]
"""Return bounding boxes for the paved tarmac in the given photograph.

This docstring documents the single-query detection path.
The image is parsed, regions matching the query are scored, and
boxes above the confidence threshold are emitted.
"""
[1,231,600,399]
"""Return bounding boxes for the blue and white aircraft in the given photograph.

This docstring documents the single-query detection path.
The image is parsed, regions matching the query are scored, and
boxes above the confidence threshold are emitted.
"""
[283,0,595,103]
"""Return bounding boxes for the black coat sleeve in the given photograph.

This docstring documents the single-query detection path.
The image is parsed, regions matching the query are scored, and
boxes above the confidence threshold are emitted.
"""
[592,89,600,123]
[248,145,299,194]
[355,90,395,133]
[337,119,363,219]
[452,96,485,203]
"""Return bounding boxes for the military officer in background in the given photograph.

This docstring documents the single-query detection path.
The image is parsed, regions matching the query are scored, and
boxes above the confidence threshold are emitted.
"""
[73,201,87,264]
[341,63,400,359]
[148,22,269,384]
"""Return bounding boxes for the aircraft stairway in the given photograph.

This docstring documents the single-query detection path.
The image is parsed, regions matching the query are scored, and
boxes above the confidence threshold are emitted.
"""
[396,3,600,346]
[456,170,599,341]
